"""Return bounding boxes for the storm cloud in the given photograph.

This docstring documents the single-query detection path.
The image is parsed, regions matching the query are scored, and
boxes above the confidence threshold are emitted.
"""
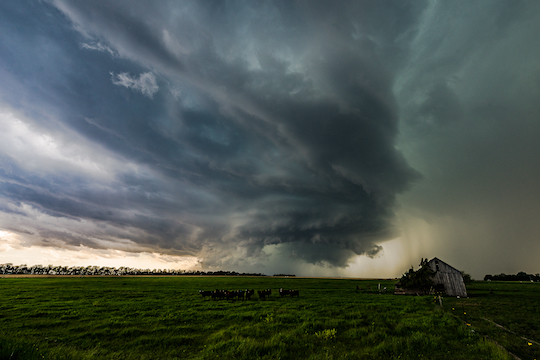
[1,1,539,276]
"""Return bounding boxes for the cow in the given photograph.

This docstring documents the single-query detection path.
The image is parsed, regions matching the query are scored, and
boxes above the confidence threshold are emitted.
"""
[258,289,271,300]
[245,289,255,300]
[199,290,212,299]
[279,288,291,297]
[212,289,227,300]
[226,290,245,300]
[279,288,299,297]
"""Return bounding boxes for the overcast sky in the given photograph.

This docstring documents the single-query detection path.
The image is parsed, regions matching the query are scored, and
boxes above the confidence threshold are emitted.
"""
[1,1,539,278]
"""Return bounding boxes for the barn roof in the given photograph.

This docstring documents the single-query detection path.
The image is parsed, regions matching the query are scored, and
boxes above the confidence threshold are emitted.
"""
[428,257,462,273]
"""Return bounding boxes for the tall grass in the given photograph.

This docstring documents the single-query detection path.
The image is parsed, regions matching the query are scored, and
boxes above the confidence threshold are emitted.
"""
[0,277,515,359]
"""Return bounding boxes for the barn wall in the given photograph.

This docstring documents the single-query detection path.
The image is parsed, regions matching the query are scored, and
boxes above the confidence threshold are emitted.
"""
[427,258,468,297]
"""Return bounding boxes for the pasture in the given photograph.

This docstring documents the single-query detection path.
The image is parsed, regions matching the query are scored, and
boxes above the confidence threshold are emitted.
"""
[0,277,536,359]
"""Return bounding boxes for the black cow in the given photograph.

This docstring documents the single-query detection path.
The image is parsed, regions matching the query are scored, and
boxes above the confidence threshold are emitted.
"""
[258,289,271,299]
[212,289,227,300]
[279,288,291,297]
[226,291,236,300]
[226,290,245,300]
[199,290,212,299]
[279,288,299,297]
[245,289,255,300]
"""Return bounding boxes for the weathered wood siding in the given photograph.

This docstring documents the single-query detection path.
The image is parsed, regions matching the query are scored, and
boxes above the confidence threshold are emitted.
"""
[427,258,468,297]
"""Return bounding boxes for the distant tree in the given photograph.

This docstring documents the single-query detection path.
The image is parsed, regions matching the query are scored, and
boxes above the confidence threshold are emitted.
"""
[484,274,493,281]
[516,271,529,281]
[398,258,435,293]
[461,272,473,284]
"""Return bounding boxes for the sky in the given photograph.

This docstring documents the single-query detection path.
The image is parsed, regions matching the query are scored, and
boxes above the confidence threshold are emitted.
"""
[1,1,539,279]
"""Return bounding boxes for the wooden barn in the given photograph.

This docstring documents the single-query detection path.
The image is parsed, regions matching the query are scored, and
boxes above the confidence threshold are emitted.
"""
[394,257,468,297]
[426,257,468,297]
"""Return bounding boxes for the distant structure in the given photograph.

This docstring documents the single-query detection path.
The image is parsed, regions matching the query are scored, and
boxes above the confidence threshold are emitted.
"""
[427,258,468,297]
[395,257,468,297]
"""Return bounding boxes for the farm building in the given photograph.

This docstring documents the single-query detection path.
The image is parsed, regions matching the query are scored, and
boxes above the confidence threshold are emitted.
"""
[395,257,468,297]
[426,258,467,297]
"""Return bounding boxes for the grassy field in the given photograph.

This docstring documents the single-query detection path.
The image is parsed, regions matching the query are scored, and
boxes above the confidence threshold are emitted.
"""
[0,276,535,359]
[445,280,540,360]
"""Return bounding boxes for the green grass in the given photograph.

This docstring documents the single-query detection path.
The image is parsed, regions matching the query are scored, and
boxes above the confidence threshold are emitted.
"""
[0,277,522,359]
[445,280,540,360]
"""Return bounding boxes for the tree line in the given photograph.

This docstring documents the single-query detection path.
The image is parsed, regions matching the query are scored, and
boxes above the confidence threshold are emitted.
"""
[0,263,266,277]
[484,271,540,282]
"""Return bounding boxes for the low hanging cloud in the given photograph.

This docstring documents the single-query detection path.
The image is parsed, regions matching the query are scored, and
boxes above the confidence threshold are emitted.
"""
[1,1,539,276]
[110,72,159,98]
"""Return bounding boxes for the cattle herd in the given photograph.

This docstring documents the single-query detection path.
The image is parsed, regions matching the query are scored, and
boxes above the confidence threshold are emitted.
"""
[199,288,299,300]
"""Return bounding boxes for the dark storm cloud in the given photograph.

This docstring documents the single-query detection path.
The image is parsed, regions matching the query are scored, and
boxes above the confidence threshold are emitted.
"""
[0,0,426,269]
[10,1,539,275]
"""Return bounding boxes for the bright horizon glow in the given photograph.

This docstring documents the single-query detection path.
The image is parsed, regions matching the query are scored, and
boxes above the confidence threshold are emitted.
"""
[0,230,200,270]
[1,229,409,277]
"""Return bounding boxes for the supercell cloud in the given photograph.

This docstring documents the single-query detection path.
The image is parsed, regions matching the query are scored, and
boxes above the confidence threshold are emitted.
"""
[1,1,539,276]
